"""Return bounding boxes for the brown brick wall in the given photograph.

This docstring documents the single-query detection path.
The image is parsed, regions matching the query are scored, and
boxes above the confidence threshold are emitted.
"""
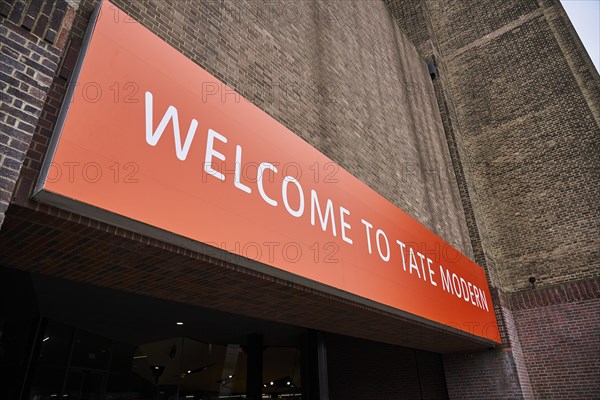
[384,0,501,290]
[386,0,600,399]
[386,0,600,293]
[442,11,599,292]
[442,283,600,400]
[443,348,531,400]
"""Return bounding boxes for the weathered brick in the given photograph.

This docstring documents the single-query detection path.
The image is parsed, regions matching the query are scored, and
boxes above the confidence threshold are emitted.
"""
[0,70,20,87]
[2,155,21,171]
[33,14,49,38]
[7,0,26,24]
[0,53,26,71]
[6,85,45,108]
[19,54,55,77]
[0,60,13,74]
[0,1,11,18]
[7,30,27,46]
[17,120,36,134]
[25,41,60,64]
[12,70,48,91]
[47,1,68,43]
[0,32,31,56]
[0,42,20,59]
[44,29,57,43]
[0,143,24,161]
[0,165,19,180]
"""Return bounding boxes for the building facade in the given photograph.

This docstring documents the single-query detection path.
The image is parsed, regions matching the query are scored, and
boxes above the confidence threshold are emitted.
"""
[0,0,598,399]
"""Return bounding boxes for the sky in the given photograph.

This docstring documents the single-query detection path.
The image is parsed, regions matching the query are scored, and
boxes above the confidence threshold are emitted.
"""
[560,0,600,72]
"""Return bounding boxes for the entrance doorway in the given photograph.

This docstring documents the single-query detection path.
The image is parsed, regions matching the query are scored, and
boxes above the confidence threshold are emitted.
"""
[28,322,302,399]
[0,268,307,400]
[1,267,449,400]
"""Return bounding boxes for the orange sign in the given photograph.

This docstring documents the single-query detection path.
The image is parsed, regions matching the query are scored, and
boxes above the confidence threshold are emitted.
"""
[36,0,500,342]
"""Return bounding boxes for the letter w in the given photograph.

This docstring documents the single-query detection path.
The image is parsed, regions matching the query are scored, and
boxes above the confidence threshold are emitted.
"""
[145,91,198,161]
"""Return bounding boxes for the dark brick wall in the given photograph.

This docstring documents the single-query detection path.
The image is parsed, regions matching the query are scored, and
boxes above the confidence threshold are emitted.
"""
[326,333,449,400]
[443,349,531,400]
[0,0,76,228]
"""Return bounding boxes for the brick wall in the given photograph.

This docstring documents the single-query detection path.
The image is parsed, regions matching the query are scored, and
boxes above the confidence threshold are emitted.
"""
[443,291,535,400]
[0,0,76,227]
[3,0,598,399]
[385,0,600,399]
[438,282,600,400]
[13,0,474,257]
[385,0,600,293]
[510,279,600,399]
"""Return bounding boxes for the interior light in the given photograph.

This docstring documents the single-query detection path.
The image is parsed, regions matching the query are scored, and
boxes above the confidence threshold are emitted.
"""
[155,366,159,370]
[228,374,233,379]
[43,337,50,342]
[287,382,291,385]
[176,322,184,325]
[270,381,274,386]
[188,370,192,374]
[133,355,147,359]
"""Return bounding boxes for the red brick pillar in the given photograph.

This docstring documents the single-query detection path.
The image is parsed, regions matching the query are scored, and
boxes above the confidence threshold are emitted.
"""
[442,288,535,399]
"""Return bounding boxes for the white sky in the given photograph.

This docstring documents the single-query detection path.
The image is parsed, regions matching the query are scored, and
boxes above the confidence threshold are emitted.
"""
[561,0,600,72]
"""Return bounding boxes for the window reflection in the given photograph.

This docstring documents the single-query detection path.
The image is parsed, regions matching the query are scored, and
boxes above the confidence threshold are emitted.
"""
[129,338,247,399]
[22,322,303,400]
[263,347,302,399]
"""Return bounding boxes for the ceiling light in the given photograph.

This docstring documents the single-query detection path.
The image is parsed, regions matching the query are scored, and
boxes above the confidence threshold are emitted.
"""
[43,337,50,342]
[176,322,183,325]
[270,381,274,386]
[133,355,147,359]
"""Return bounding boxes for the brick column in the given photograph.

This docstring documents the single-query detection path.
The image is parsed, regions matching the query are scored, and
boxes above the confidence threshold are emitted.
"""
[0,0,78,228]
[383,0,599,398]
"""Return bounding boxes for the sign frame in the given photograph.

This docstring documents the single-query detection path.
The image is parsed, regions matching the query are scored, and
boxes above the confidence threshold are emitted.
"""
[34,0,501,346]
